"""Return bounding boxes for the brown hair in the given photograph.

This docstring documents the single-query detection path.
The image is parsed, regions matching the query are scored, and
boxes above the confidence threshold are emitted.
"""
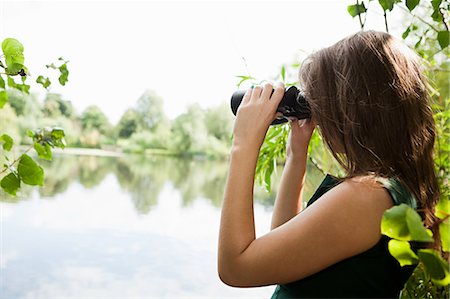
[299,31,439,232]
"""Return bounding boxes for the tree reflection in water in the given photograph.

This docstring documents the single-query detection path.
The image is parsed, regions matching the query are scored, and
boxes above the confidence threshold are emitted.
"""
[0,154,325,212]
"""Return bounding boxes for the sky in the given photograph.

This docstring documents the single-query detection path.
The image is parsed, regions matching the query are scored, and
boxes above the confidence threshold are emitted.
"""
[0,0,405,124]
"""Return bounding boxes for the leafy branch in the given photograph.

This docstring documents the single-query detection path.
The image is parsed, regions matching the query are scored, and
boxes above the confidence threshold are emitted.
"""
[0,37,69,196]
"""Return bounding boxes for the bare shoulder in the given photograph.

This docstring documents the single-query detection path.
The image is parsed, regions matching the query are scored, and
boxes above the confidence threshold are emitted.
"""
[316,174,395,223]
[220,175,397,286]
[332,175,394,210]
[307,174,394,245]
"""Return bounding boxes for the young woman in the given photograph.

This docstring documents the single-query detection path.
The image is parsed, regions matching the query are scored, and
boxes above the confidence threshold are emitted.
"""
[218,30,439,298]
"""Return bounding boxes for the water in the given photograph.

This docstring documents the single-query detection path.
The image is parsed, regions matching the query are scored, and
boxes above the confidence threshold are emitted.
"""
[1,154,324,298]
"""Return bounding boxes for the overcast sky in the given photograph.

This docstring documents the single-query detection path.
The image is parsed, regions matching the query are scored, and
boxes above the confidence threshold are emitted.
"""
[1,0,405,124]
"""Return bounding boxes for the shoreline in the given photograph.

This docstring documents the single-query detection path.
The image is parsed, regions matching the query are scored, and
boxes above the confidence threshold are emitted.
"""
[15,146,124,158]
[52,147,124,157]
[15,146,229,160]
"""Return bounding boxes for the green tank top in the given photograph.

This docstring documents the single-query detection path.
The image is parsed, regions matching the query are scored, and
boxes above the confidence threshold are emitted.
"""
[271,174,417,299]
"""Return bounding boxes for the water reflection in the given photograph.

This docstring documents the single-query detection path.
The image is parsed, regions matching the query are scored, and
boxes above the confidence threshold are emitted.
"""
[0,154,325,297]
[2,154,324,210]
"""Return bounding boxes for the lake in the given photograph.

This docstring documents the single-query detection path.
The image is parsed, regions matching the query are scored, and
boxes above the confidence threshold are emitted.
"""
[1,154,324,298]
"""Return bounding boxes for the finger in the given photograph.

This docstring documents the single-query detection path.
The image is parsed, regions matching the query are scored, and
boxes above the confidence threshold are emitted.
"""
[270,82,285,107]
[250,85,263,101]
[260,82,273,101]
[242,87,252,104]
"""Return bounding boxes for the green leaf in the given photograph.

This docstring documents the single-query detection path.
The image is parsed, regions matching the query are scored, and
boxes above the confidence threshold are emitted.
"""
[17,154,44,186]
[378,0,395,11]
[51,127,66,149]
[0,134,13,151]
[264,160,274,193]
[1,38,25,75]
[418,249,450,286]
[58,63,69,86]
[381,204,433,242]
[281,65,286,82]
[2,38,24,59]
[435,198,449,219]
[388,239,419,266]
[236,75,255,88]
[0,90,7,108]
[0,75,5,89]
[36,75,51,89]
[431,0,443,21]
[51,127,65,140]
[7,76,16,88]
[402,27,411,39]
[440,219,449,252]
[14,83,30,94]
[0,172,20,196]
[34,142,52,160]
[26,130,34,138]
[347,3,367,17]
[437,31,449,50]
[46,63,57,69]
[406,0,420,11]
[431,0,442,10]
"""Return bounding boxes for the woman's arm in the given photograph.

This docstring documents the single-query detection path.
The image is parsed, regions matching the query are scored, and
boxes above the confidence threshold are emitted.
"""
[218,83,393,288]
[271,119,315,230]
[218,82,285,283]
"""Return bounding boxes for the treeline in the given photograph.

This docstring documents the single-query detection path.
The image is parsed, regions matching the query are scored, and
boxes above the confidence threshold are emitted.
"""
[1,89,234,157]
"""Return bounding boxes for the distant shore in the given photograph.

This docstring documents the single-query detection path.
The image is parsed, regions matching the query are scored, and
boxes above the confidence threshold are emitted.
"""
[15,146,229,160]
[15,146,124,158]
[51,147,124,157]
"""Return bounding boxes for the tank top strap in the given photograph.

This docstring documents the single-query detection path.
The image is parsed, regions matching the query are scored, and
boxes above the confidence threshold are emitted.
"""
[307,174,417,209]
[375,176,417,209]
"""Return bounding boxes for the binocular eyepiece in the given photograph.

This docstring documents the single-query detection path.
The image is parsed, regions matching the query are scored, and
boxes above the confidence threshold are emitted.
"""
[230,86,311,125]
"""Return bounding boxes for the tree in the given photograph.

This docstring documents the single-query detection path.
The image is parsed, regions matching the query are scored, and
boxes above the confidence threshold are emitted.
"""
[43,93,75,119]
[204,102,233,143]
[7,89,41,118]
[80,105,111,135]
[171,103,209,153]
[116,108,140,138]
[136,89,166,131]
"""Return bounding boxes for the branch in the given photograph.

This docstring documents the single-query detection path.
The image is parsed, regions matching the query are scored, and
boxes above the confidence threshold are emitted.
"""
[397,5,440,32]
[439,7,449,31]
[384,11,389,33]
[356,0,364,29]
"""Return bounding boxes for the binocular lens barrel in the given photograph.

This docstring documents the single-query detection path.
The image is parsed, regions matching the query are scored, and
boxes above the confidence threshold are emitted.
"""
[230,86,311,125]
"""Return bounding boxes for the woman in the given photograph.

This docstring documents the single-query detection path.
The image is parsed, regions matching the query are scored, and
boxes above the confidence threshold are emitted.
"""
[218,30,439,298]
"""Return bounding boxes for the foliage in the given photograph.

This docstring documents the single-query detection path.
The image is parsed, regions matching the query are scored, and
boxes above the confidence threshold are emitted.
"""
[80,105,112,135]
[116,108,140,138]
[204,102,234,142]
[43,93,75,119]
[136,89,166,131]
[0,37,69,196]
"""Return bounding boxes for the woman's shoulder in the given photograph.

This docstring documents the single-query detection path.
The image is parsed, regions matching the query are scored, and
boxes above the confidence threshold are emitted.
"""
[326,174,394,212]
[320,173,415,209]
[317,174,394,208]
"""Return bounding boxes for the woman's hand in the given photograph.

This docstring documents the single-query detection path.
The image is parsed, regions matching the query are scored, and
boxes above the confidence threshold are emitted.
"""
[232,82,285,151]
[286,118,315,163]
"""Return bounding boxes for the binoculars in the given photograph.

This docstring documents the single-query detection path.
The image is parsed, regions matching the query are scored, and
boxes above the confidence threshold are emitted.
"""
[230,86,311,125]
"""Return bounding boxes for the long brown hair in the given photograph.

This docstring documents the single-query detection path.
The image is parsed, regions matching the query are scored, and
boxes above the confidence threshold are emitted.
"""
[299,31,439,231]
